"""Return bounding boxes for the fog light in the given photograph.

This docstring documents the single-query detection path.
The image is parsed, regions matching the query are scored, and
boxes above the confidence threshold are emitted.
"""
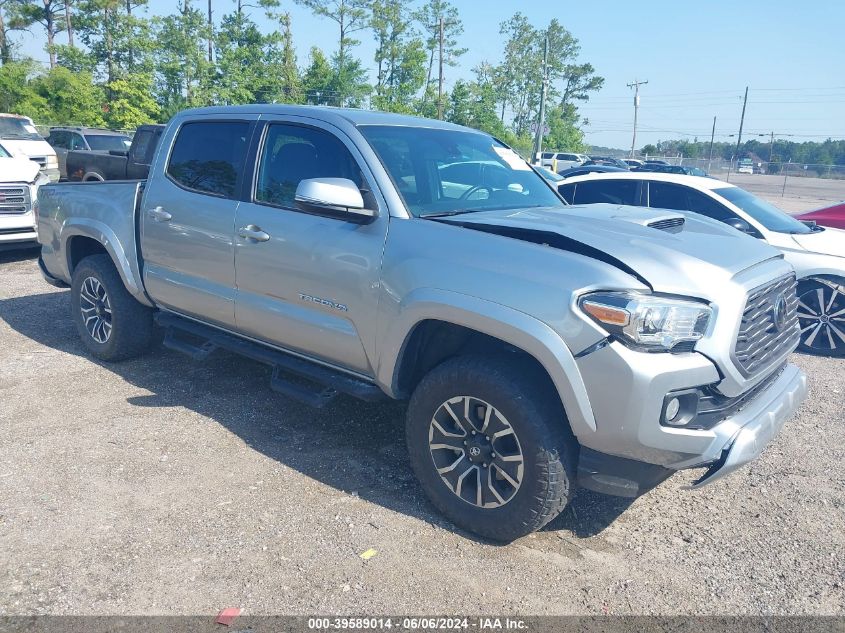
[665,397,682,424]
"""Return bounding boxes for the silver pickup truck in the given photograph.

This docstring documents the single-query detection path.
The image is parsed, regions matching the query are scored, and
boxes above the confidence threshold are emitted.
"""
[37,106,808,541]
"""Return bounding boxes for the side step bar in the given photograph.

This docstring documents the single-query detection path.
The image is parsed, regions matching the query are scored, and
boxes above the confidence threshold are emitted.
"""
[156,312,387,408]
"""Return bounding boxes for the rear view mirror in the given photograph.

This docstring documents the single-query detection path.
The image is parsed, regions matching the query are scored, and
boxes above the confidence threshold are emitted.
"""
[295,178,375,223]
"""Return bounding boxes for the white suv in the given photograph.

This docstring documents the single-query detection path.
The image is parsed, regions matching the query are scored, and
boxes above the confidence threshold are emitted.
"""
[539,152,585,171]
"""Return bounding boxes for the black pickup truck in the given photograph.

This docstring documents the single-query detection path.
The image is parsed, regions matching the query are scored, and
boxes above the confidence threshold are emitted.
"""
[66,124,164,181]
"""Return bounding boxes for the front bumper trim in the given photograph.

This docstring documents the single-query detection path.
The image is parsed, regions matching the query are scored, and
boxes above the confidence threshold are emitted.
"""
[687,364,808,489]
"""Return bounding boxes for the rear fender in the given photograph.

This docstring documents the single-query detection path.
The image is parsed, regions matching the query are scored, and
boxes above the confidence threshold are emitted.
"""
[62,219,152,307]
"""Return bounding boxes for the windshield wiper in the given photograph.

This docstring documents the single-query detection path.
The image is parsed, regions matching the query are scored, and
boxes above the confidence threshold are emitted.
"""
[419,209,478,218]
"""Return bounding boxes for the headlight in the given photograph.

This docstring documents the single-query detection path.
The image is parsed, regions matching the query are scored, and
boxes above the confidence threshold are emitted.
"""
[579,292,712,352]
[45,155,58,168]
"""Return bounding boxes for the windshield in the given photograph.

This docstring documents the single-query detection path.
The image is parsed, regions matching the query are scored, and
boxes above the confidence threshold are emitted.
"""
[715,186,812,234]
[86,135,131,151]
[359,125,564,217]
[535,165,564,183]
[0,117,42,140]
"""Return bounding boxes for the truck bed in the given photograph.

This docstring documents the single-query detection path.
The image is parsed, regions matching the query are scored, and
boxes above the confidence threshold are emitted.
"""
[37,180,150,305]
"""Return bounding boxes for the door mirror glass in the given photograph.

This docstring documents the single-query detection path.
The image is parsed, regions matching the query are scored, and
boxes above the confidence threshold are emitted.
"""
[725,216,756,235]
[295,178,374,222]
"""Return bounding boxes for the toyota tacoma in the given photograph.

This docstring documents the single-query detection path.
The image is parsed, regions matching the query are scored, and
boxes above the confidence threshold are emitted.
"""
[37,106,808,541]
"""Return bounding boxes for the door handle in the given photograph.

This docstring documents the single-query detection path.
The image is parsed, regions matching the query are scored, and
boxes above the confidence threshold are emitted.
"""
[238,225,271,242]
[147,206,172,222]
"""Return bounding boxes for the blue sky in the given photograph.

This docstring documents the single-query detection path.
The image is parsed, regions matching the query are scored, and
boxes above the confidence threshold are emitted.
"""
[17,0,845,149]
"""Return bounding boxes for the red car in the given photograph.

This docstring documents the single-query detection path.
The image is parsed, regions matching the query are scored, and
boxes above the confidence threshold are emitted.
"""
[798,201,845,230]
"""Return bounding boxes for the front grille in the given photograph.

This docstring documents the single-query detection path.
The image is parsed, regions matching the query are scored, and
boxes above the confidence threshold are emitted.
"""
[648,217,685,233]
[0,185,31,215]
[733,274,800,376]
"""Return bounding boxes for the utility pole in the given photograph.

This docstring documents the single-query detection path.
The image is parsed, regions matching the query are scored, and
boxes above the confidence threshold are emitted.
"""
[532,36,550,161]
[627,79,648,158]
[708,116,716,173]
[207,0,213,64]
[768,130,775,163]
[733,86,749,162]
[437,16,444,120]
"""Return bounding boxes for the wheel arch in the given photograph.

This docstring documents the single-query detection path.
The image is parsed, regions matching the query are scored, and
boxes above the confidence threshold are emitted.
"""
[63,220,152,307]
[378,288,597,439]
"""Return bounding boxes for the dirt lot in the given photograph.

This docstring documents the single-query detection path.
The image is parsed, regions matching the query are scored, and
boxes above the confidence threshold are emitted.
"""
[1,204,844,616]
[724,173,845,214]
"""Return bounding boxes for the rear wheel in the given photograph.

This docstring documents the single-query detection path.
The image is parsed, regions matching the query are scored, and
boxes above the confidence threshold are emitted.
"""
[406,355,575,541]
[70,254,154,361]
[796,277,845,357]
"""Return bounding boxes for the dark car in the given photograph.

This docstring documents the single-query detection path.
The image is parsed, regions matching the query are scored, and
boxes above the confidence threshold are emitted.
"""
[65,124,165,182]
[798,201,845,230]
[557,165,627,179]
[46,126,132,179]
[585,156,630,170]
[635,164,709,177]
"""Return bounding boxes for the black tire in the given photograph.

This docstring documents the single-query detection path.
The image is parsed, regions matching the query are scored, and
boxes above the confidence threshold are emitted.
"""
[796,277,845,357]
[406,354,575,542]
[70,254,154,361]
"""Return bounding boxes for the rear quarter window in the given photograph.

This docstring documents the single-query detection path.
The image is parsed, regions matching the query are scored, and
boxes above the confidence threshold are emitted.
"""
[166,121,250,198]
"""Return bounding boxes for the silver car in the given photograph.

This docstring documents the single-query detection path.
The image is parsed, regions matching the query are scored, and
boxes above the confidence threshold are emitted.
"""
[559,171,845,356]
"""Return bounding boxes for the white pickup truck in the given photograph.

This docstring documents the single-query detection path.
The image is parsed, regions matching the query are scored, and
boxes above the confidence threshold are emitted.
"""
[0,142,47,249]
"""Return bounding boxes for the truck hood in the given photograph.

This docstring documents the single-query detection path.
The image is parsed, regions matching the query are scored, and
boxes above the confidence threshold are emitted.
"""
[0,157,40,183]
[0,138,55,160]
[788,226,845,258]
[437,204,784,299]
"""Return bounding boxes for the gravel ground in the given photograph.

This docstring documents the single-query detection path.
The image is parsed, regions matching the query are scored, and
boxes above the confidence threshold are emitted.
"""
[719,174,845,214]
[0,238,844,617]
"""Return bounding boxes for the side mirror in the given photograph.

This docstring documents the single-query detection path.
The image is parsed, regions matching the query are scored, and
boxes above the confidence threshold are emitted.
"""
[109,149,129,157]
[725,217,756,235]
[295,178,375,223]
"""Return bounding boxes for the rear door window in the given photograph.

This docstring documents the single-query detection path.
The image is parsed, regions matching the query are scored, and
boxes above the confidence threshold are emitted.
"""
[166,121,250,198]
[572,179,639,205]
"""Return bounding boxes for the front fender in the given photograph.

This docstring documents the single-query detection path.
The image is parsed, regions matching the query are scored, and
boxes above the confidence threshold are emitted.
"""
[376,287,598,439]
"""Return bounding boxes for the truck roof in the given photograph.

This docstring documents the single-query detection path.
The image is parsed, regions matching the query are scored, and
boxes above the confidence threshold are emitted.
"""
[177,104,479,133]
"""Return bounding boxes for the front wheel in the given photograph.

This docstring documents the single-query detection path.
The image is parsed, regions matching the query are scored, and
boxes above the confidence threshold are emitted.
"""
[796,278,845,357]
[70,254,154,361]
[406,355,575,541]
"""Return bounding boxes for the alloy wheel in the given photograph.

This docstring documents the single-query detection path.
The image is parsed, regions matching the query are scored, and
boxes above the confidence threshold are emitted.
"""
[79,276,113,344]
[797,280,845,354]
[428,396,524,509]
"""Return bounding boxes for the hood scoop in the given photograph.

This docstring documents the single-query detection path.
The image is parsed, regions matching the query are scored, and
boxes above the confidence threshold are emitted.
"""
[647,216,685,233]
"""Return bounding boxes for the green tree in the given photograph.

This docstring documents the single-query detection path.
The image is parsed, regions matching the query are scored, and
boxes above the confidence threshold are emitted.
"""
[302,46,333,104]
[0,59,49,116]
[411,0,465,103]
[105,71,158,127]
[640,143,657,156]
[544,103,585,153]
[7,0,68,68]
[295,0,369,106]
[153,0,213,116]
[370,0,426,113]
[31,65,105,124]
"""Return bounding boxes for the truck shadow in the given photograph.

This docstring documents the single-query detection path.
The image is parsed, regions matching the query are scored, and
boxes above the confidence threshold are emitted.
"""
[0,246,40,264]
[0,289,633,543]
